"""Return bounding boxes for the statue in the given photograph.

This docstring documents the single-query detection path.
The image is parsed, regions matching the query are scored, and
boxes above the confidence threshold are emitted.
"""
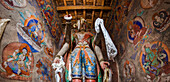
[53,14,117,82]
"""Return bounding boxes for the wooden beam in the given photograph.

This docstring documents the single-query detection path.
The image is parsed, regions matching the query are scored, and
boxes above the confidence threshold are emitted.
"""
[93,0,95,5]
[83,0,86,19]
[100,0,105,18]
[110,0,113,6]
[63,0,68,15]
[55,0,59,6]
[64,0,67,6]
[91,0,95,28]
[91,11,95,28]
[57,6,112,10]
[83,0,86,5]
[73,0,77,21]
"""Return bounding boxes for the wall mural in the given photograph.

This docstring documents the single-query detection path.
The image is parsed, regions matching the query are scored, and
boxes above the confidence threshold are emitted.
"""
[36,0,62,43]
[123,60,135,82]
[44,46,54,61]
[127,16,147,45]
[0,42,33,80]
[0,0,27,10]
[108,0,134,36]
[140,0,158,9]
[134,24,152,50]
[140,41,170,81]
[17,11,46,52]
[130,51,138,60]
[118,42,126,59]
[36,57,53,81]
[137,9,145,16]
[152,9,169,32]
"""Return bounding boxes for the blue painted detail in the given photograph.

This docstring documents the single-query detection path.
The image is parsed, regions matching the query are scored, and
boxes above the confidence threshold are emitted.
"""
[133,21,143,29]
[130,51,138,60]
[17,33,39,52]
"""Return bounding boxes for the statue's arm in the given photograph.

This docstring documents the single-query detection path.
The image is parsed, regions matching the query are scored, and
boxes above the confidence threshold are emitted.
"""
[92,33,104,62]
[55,42,70,57]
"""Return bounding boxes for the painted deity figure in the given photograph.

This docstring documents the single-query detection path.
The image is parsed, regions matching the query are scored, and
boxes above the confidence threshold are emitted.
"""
[2,43,33,78]
[53,15,110,82]
[142,42,166,78]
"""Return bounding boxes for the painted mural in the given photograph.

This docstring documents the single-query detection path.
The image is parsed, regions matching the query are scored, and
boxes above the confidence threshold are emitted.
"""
[0,0,27,10]
[123,60,135,82]
[118,42,126,59]
[17,11,46,52]
[44,46,54,61]
[140,0,158,9]
[140,41,170,81]
[108,0,134,36]
[152,9,169,32]
[36,0,62,43]
[0,42,33,80]
[36,57,53,81]
[127,16,147,45]
[134,24,153,51]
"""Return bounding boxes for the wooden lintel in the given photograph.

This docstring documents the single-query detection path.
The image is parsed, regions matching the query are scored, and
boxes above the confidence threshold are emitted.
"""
[57,6,112,10]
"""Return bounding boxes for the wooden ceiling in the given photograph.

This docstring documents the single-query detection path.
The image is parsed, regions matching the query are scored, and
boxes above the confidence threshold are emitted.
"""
[55,0,113,29]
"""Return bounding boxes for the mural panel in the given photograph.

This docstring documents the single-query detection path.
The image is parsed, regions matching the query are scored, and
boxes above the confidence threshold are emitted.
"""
[152,9,169,32]
[36,0,62,43]
[123,60,135,81]
[36,57,53,81]
[17,11,46,52]
[0,0,27,10]
[0,42,33,80]
[127,16,147,45]
[118,42,126,59]
[140,0,158,9]
[140,41,170,81]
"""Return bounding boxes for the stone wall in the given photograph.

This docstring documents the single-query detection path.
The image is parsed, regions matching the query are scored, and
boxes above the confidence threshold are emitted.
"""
[0,0,62,81]
[107,0,170,81]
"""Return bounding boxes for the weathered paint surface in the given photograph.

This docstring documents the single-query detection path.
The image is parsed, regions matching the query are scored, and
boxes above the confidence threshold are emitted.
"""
[0,0,59,81]
[0,0,27,10]
[107,0,170,81]
[0,42,33,80]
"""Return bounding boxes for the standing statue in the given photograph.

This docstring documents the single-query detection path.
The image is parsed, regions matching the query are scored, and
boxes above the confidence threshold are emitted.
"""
[53,14,117,82]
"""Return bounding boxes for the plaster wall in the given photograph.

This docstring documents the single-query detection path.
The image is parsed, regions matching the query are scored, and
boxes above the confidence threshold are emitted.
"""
[0,0,61,81]
[107,0,170,81]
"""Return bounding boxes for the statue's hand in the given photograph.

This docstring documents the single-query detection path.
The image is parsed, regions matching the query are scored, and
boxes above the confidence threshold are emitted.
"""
[100,61,110,70]
[54,57,60,63]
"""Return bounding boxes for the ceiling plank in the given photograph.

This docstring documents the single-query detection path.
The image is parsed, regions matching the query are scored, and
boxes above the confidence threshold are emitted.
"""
[57,6,112,10]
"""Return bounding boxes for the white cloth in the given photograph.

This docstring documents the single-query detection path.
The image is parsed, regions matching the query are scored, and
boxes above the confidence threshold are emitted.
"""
[52,56,65,82]
[95,18,118,61]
